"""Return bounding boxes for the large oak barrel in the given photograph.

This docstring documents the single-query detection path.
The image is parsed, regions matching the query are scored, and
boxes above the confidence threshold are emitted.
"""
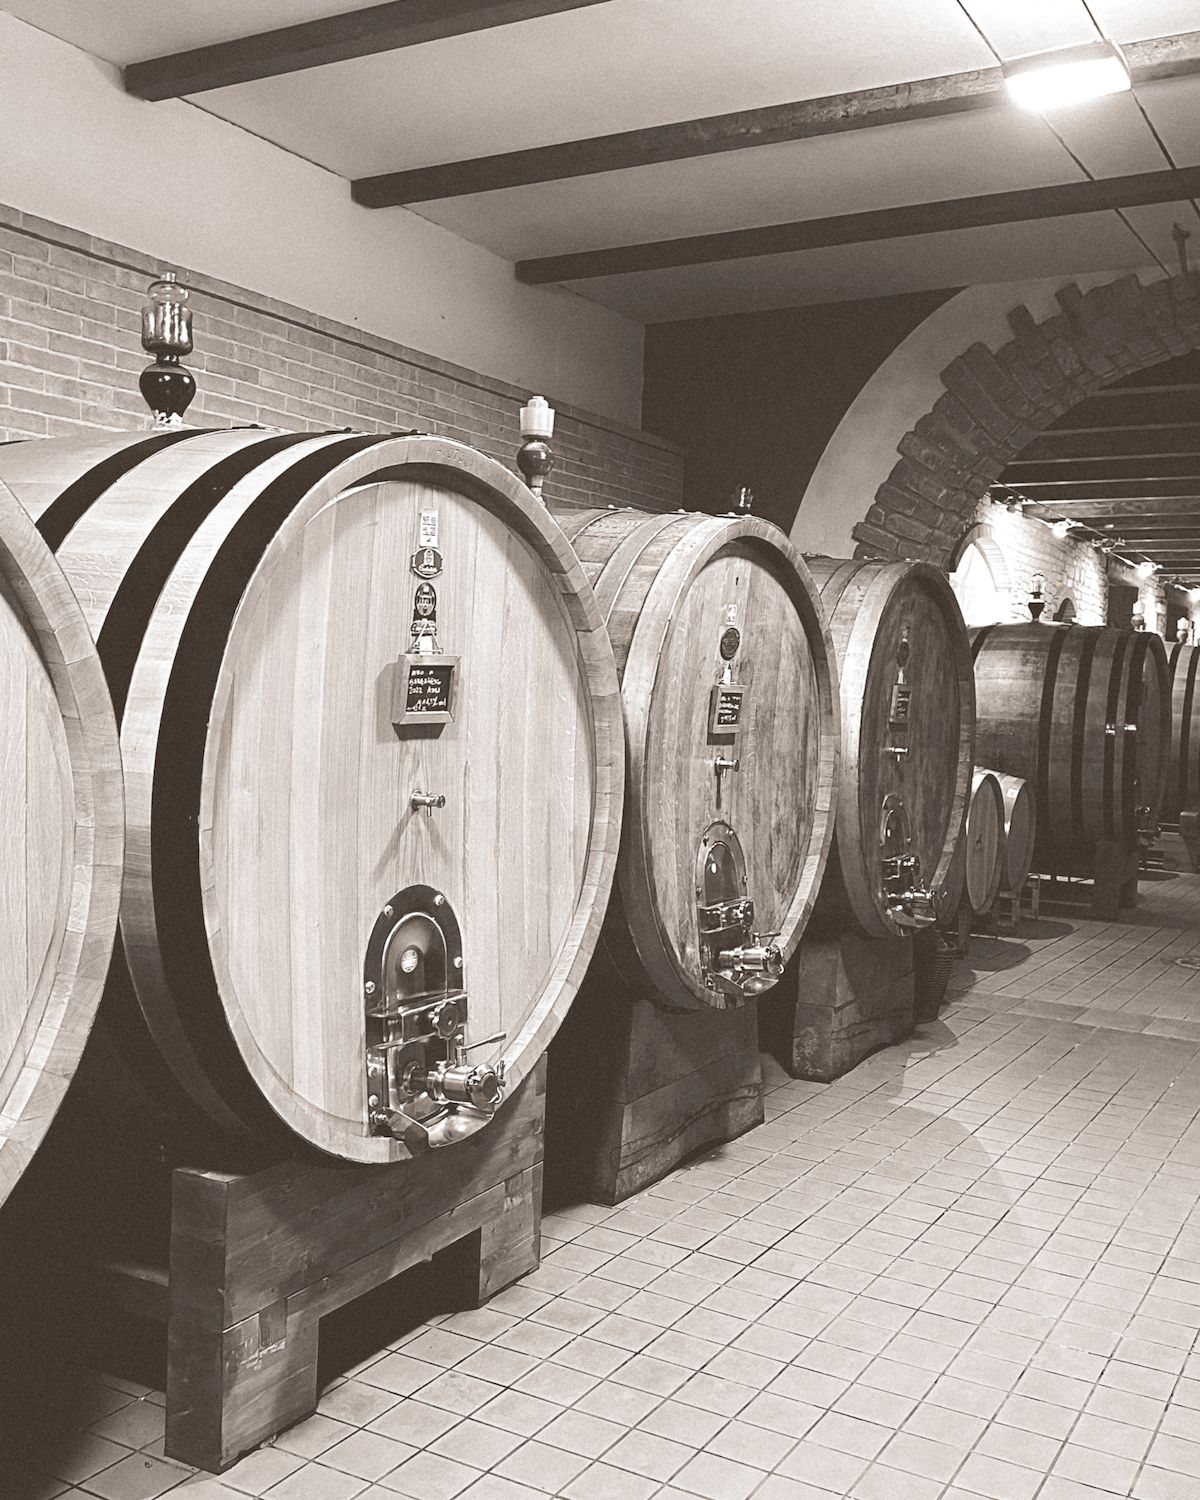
[1163,641,1200,821]
[552,507,839,1009]
[0,429,622,1162]
[970,624,1168,870]
[0,480,123,1209]
[804,559,975,939]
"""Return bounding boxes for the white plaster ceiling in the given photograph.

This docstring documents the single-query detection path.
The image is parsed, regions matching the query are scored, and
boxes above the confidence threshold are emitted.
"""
[7,0,1200,322]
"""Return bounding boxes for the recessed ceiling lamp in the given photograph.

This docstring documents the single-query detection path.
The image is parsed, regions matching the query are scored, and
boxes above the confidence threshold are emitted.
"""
[1004,39,1131,112]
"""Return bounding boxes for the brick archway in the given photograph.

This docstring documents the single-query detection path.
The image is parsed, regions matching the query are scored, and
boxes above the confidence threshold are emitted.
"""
[853,272,1200,567]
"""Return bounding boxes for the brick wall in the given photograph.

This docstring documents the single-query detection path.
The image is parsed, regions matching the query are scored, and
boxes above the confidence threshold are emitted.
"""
[0,203,683,514]
[855,272,1200,568]
[956,502,1108,625]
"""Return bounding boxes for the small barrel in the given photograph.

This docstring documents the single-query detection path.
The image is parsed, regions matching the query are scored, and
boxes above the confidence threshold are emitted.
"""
[971,623,1169,870]
[962,769,1005,914]
[0,429,623,1163]
[553,507,839,1009]
[994,771,1036,894]
[0,480,123,1210]
[1163,641,1200,822]
[804,558,975,938]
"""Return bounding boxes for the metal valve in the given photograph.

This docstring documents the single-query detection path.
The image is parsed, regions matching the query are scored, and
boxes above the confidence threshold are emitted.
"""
[717,936,784,978]
[411,790,446,816]
[407,1058,505,1111]
[715,755,740,776]
[882,852,939,929]
[890,887,940,927]
[884,745,910,759]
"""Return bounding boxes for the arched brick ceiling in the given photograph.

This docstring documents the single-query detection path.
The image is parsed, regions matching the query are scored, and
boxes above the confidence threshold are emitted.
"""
[855,272,1200,572]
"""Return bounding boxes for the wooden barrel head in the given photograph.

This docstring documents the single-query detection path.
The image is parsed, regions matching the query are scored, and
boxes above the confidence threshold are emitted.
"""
[964,770,1004,914]
[993,771,1036,894]
[0,433,621,1163]
[555,509,838,1010]
[807,559,974,938]
[0,481,122,1207]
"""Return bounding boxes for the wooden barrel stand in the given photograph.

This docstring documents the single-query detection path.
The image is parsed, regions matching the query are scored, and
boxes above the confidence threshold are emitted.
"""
[763,921,914,1082]
[545,951,760,1207]
[8,1061,545,1474]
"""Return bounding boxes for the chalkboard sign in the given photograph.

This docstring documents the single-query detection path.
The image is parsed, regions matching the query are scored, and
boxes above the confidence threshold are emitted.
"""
[889,682,912,729]
[708,683,744,737]
[393,653,459,727]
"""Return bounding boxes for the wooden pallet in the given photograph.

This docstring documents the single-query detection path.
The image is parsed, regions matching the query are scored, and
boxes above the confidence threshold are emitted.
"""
[760,926,914,1083]
[546,955,762,1207]
[1035,839,1140,921]
[19,1060,545,1474]
[978,874,1042,934]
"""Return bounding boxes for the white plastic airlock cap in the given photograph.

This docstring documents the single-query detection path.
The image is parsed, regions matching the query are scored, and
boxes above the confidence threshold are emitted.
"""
[519,395,556,440]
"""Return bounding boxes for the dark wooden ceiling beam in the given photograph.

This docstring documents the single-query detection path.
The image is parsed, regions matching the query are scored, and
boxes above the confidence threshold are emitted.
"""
[515,162,1200,283]
[1023,495,1200,516]
[1046,393,1200,428]
[354,68,1004,206]
[1021,428,1200,461]
[1005,455,1200,481]
[353,28,1200,205]
[1003,481,1200,502]
[1086,534,1200,546]
[123,0,613,99]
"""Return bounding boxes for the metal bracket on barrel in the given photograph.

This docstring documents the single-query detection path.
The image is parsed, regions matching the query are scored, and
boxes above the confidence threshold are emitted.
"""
[363,885,506,1150]
[879,795,939,929]
[695,821,784,999]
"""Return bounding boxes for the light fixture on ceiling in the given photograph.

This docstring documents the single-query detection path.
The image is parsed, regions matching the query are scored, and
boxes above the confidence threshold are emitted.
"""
[1138,559,1158,578]
[1050,518,1077,539]
[1003,39,1131,112]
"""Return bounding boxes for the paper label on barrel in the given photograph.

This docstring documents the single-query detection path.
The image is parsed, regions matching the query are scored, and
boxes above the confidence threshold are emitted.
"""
[709,683,744,737]
[419,511,439,548]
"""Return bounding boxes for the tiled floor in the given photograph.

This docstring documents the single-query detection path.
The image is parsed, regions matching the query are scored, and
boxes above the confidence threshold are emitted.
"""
[10,846,1200,1500]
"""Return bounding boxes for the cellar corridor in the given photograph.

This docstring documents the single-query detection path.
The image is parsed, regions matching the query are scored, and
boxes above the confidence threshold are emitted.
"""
[9,849,1200,1500]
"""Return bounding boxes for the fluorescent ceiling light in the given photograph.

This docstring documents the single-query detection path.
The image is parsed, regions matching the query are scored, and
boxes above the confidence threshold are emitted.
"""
[1004,40,1131,111]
